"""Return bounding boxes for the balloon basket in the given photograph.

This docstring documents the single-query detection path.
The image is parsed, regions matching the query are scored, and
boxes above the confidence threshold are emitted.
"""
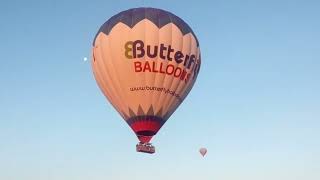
[136,142,155,154]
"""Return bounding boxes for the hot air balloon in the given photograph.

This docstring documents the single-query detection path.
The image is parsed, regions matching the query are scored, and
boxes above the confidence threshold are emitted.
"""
[92,7,201,154]
[199,148,207,157]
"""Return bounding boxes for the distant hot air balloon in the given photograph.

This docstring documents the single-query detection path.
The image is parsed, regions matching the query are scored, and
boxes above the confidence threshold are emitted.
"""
[92,7,201,154]
[199,148,207,157]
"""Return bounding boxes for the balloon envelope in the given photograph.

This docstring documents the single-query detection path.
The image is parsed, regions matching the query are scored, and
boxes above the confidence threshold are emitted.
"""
[199,148,207,156]
[92,7,201,144]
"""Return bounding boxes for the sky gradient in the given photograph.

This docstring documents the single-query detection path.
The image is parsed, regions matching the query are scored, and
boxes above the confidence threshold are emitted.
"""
[0,0,319,179]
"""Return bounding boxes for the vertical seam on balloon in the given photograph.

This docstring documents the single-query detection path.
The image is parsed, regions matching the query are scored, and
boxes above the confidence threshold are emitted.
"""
[130,9,142,117]
[163,27,186,119]
[117,12,133,116]
[145,14,156,116]
[165,33,192,119]
[95,40,121,111]
[177,34,195,105]
[161,21,176,118]
[94,40,124,117]
[169,37,199,120]
[149,22,157,115]
[105,26,129,118]
[142,10,147,115]
[163,13,188,117]
[172,34,198,118]
[93,62,119,115]
[159,13,173,116]
[169,34,199,119]
[152,12,168,118]
[154,15,176,118]
[97,37,125,115]
[150,10,160,117]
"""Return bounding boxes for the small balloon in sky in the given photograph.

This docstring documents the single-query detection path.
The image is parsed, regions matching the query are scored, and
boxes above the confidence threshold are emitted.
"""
[199,148,207,157]
[83,57,88,61]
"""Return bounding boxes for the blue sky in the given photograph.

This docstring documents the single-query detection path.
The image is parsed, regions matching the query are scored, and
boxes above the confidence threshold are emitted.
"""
[0,0,319,179]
